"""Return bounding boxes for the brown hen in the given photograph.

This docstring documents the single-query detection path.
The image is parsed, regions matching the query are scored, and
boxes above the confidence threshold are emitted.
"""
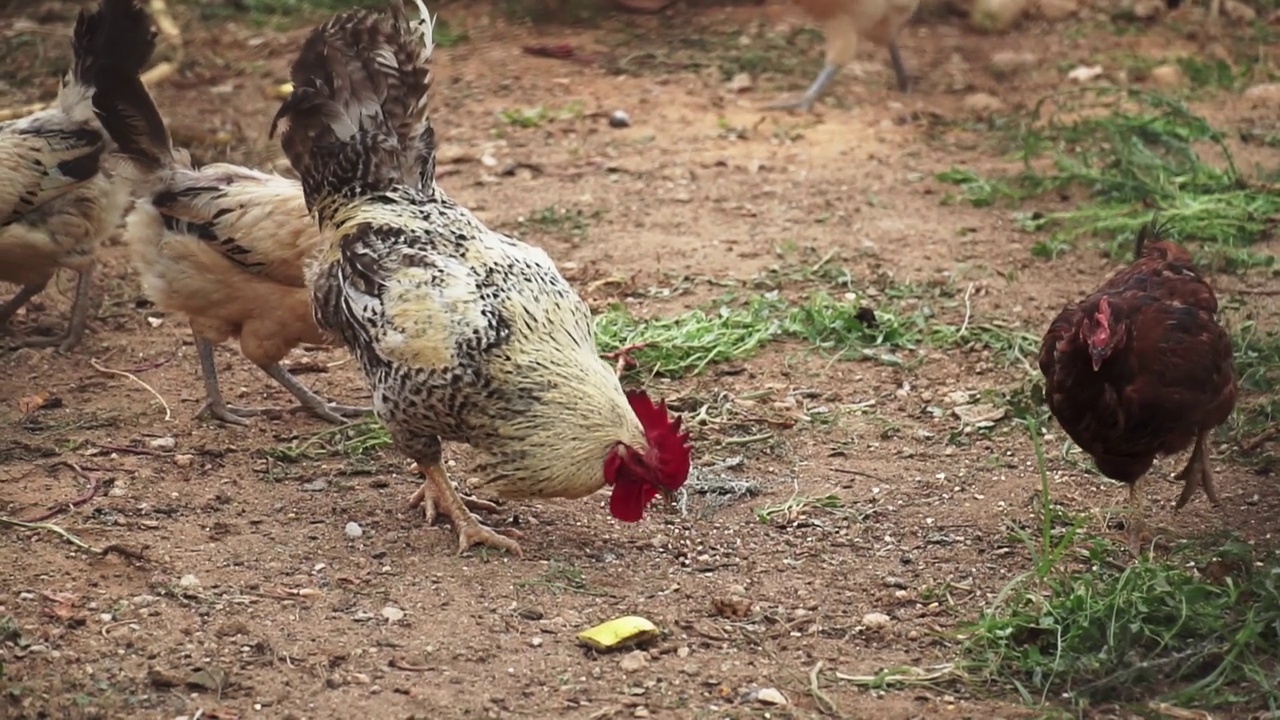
[1038,221,1236,553]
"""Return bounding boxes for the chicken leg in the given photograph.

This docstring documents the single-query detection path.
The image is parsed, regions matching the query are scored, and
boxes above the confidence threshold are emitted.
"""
[9,267,95,352]
[1125,479,1149,556]
[766,10,911,113]
[194,334,371,426]
[0,283,44,329]
[195,335,271,426]
[262,363,372,424]
[1173,430,1220,510]
[407,461,524,557]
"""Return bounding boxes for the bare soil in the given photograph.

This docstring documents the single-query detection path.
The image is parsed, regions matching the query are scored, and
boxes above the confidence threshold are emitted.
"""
[2,1,1279,718]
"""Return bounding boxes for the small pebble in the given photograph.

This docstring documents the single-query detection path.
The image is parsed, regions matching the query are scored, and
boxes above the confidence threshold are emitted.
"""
[178,574,200,589]
[173,454,195,468]
[381,605,405,623]
[619,650,648,672]
[529,637,543,647]
[18,592,35,601]
[148,436,176,451]
[344,522,364,539]
[862,612,892,629]
[301,479,328,492]
[756,687,788,706]
[608,110,631,128]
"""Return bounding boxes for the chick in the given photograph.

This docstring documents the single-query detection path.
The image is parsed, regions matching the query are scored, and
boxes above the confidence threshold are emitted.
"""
[90,0,369,425]
[0,0,132,351]
[768,0,920,111]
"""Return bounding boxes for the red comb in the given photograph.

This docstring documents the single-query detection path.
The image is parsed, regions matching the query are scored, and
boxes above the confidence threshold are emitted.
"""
[606,390,692,523]
[626,389,692,490]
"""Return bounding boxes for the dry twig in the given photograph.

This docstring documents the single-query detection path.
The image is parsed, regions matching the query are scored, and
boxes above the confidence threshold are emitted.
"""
[91,357,172,421]
[21,462,104,523]
[0,517,148,563]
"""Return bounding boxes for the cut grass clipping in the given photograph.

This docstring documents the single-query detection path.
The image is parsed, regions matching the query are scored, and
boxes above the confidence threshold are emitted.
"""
[962,420,1280,711]
[937,87,1280,271]
[267,283,1040,461]
[596,288,1039,378]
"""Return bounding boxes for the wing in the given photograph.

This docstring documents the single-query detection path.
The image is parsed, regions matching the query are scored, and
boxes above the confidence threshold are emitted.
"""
[1117,298,1236,442]
[316,206,593,378]
[0,117,105,225]
[150,165,315,287]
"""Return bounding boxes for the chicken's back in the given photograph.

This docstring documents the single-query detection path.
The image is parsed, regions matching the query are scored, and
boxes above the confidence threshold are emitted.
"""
[127,165,328,366]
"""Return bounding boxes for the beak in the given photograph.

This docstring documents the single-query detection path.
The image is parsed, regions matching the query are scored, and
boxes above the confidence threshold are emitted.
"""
[1090,349,1106,372]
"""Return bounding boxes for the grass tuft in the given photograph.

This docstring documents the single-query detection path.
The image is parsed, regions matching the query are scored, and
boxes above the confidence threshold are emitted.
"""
[937,88,1280,271]
[961,421,1280,711]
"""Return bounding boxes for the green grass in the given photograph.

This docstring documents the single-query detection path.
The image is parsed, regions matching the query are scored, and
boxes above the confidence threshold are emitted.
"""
[597,288,1039,379]
[937,88,1280,272]
[960,421,1280,712]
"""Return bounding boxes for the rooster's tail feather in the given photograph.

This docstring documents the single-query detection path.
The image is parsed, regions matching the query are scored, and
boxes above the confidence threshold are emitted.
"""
[89,0,173,175]
[270,0,436,222]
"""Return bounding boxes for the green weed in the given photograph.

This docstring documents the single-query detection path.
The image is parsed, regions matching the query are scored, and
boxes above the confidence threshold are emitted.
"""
[937,88,1279,271]
[961,421,1280,711]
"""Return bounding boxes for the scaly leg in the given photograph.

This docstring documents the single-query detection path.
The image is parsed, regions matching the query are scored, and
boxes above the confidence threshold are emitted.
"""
[888,41,910,93]
[1125,479,1149,557]
[194,336,270,426]
[766,63,840,112]
[262,363,372,425]
[0,283,47,330]
[406,461,523,557]
[14,267,95,352]
[1174,431,1220,509]
[601,343,648,379]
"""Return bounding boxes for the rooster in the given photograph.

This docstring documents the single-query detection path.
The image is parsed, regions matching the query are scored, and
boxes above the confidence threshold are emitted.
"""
[88,0,369,425]
[270,0,692,556]
[0,0,132,351]
[768,0,920,111]
[1038,220,1237,553]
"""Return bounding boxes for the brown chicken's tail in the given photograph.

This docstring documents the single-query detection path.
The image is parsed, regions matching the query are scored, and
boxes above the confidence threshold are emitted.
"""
[270,0,437,219]
[89,0,174,175]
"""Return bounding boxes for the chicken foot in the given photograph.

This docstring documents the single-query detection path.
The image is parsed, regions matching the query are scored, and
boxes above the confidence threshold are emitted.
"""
[1173,431,1221,510]
[262,364,372,424]
[766,41,910,112]
[406,461,523,557]
[0,268,94,352]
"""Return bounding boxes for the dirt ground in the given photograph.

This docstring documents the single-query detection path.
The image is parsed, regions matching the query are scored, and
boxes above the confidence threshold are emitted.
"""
[3,0,1280,718]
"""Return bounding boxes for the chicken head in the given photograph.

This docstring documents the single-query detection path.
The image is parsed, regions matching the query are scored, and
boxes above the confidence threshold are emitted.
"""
[603,390,692,522]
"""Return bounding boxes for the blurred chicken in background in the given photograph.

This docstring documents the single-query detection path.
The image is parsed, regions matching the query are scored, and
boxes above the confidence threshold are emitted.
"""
[768,0,920,111]
[0,0,131,351]
[89,0,370,425]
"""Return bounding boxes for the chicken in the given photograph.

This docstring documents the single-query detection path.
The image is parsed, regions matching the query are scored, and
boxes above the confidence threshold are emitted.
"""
[270,0,692,556]
[767,0,920,111]
[0,0,131,351]
[1038,220,1237,553]
[88,0,370,426]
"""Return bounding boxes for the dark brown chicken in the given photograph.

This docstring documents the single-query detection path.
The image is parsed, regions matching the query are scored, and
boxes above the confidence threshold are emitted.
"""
[1038,221,1236,552]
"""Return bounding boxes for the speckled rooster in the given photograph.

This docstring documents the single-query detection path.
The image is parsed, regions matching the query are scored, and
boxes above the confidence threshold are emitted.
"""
[270,0,692,556]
